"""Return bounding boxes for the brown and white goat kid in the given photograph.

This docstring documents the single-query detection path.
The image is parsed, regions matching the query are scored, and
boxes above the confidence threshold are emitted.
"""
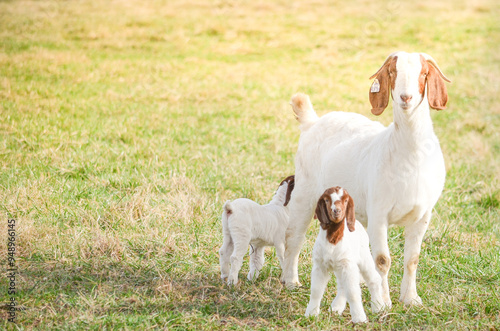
[305,187,384,323]
[219,176,295,285]
[283,52,451,307]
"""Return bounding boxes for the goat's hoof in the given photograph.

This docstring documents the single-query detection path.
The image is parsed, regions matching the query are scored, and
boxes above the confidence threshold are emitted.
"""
[304,307,319,317]
[371,300,386,313]
[382,297,393,309]
[351,316,368,324]
[329,303,346,315]
[371,305,383,314]
[351,312,368,324]
[285,281,302,290]
[247,273,257,282]
[226,277,238,286]
[400,294,422,306]
[279,274,286,284]
[283,277,302,289]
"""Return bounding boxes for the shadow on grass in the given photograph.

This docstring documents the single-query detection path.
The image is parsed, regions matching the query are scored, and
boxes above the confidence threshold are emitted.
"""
[11,258,311,328]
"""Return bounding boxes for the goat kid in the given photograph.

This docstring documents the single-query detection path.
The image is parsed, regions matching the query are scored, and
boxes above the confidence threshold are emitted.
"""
[283,52,450,307]
[219,176,295,285]
[305,187,384,323]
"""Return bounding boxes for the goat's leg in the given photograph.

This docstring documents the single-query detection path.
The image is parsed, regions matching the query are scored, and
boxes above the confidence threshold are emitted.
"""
[281,202,314,288]
[219,235,233,281]
[275,240,286,272]
[329,271,347,315]
[281,220,312,288]
[305,264,330,316]
[400,211,430,305]
[367,220,392,308]
[227,237,250,286]
[359,254,385,313]
[338,263,367,323]
[247,245,265,281]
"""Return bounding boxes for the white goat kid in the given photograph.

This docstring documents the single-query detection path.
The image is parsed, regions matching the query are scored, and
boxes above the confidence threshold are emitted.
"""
[305,187,384,323]
[219,176,295,285]
[283,52,450,307]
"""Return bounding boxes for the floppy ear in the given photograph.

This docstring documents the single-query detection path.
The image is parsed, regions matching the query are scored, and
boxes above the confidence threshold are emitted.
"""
[369,60,392,115]
[315,195,333,227]
[426,62,449,110]
[283,175,295,206]
[420,53,451,110]
[345,193,356,232]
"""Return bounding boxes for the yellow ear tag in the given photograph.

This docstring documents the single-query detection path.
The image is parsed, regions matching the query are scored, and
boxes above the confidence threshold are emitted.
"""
[370,79,380,93]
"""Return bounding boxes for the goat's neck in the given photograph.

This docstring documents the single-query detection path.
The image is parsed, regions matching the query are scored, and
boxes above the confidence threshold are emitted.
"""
[390,101,435,152]
[269,185,287,206]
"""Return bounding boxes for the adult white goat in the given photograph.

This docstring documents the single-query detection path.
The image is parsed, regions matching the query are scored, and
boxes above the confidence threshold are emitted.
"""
[282,52,450,306]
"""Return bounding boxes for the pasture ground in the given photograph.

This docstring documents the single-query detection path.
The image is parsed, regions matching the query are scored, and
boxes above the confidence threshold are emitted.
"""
[0,0,499,329]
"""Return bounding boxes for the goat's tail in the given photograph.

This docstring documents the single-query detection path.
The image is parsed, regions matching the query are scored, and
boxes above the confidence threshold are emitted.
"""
[290,93,319,131]
[221,200,232,230]
[223,200,233,216]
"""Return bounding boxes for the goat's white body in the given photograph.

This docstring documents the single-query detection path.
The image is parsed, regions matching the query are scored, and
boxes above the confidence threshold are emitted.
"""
[224,199,289,247]
[219,183,291,285]
[305,220,384,323]
[285,109,445,304]
[297,111,445,227]
[283,52,448,306]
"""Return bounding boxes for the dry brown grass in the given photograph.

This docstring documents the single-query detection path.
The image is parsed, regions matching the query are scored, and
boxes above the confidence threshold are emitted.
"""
[0,0,499,329]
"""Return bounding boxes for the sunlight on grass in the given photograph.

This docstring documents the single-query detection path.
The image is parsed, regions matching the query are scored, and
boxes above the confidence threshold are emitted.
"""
[0,0,499,329]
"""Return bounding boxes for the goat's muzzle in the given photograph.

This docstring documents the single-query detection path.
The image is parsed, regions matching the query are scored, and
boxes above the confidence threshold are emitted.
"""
[332,208,343,222]
[400,94,412,103]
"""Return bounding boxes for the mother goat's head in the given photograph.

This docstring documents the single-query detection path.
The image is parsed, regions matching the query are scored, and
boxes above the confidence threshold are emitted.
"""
[369,52,451,115]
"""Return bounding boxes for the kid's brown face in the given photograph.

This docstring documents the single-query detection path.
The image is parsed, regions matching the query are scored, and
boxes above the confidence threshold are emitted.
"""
[330,197,349,223]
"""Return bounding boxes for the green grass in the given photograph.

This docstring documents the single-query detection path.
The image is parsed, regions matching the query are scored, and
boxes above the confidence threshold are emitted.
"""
[1,0,499,329]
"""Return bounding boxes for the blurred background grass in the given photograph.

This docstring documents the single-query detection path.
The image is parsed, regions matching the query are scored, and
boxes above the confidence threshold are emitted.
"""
[0,0,499,329]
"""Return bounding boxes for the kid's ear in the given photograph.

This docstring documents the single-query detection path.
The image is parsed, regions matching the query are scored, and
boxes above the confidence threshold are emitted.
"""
[345,193,356,232]
[315,195,333,226]
[283,175,295,206]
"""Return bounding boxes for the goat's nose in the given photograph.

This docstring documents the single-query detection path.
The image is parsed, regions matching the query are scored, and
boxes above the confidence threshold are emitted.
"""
[400,94,412,103]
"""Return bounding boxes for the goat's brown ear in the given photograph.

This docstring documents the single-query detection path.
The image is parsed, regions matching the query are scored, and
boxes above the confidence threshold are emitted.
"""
[420,53,450,110]
[315,195,333,226]
[369,63,391,116]
[345,193,356,232]
[426,62,449,110]
[283,175,295,206]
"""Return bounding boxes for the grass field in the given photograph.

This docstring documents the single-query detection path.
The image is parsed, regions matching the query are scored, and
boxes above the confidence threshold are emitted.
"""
[0,0,499,329]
